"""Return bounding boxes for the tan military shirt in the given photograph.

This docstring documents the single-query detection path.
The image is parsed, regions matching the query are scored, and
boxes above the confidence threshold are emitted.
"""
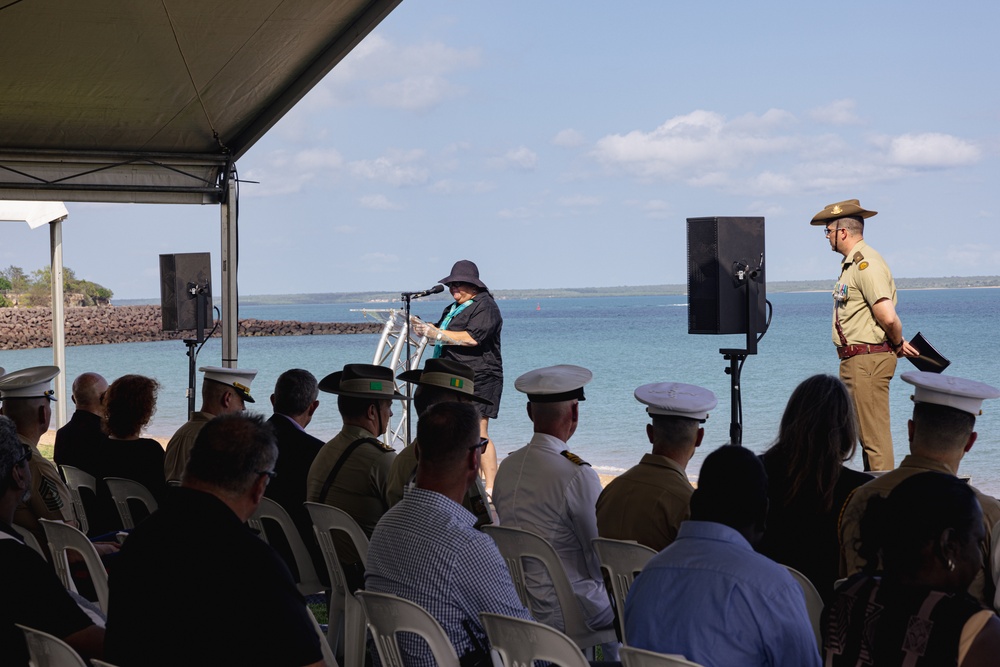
[832,239,897,346]
[14,434,75,557]
[306,424,395,564]
[595,453,693,552]
[386,442,417,507]
[163,411,214,482]
[839,454,1000,606]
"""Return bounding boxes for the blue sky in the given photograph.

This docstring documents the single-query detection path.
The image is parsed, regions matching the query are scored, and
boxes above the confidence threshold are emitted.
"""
[3,1,998,299]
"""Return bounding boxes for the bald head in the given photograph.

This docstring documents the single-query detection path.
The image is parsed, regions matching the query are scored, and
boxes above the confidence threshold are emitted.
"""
[72,372,108,415]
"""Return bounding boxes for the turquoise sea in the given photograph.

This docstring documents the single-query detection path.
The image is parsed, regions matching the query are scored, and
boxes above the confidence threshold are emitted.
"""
[4,289,1000,494]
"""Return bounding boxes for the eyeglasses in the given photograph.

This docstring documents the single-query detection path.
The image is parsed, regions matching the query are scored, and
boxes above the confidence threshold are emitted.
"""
[257,470,277,481]
[15,444,32,466]
[469,438,489,453]
[824,227,841,237]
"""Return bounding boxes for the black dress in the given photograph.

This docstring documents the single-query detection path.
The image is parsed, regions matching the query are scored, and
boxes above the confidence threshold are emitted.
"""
[435,291,503,418]
[759,450,872,603]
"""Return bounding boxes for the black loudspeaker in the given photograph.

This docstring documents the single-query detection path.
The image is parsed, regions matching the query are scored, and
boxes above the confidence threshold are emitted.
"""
[687,217,766,334]
[159,253,213,331]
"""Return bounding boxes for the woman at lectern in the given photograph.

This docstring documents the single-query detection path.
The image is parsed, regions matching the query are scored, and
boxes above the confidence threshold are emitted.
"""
[410,259,503,493]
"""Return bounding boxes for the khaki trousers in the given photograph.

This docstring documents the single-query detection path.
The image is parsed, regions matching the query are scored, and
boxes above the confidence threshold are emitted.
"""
[840,352,897,471]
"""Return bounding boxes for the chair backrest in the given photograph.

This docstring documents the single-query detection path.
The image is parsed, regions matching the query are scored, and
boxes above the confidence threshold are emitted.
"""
[620,646,706,667]
[91,662,121,667]
[17,623,89,667]
[247,497,324,595]
[480,612,589,667]
[356,590,460,667]
[103,476,158,530]
[481,524,617,649]
[305,501,369,667]
[60,465,96,535]
[784,565,823,650]
[592,537,656,644]
[12,522,46,559]
[305,605,341,667]
[39,518,110,614]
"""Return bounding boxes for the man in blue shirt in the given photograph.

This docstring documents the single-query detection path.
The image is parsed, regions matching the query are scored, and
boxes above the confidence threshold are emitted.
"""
[624,445,821,667]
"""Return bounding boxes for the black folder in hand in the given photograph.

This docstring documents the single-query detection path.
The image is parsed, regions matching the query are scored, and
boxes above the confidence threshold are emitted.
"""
[907,332,950,373]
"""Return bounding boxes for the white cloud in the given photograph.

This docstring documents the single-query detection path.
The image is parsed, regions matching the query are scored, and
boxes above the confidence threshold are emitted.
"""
[240,148,344,197]
[552,129,586,148]
[809,99,862,126]
[361,252,400,263]
[359,194,402,210]
[302,35,480,112]
[883,133,981,167]
[497,207,533,219]
[428,179,496,195]
[334,225,358,234]
[592,110,799,181]
[494,146,538,171]
[557,195,602,207]
[350,150,428,187]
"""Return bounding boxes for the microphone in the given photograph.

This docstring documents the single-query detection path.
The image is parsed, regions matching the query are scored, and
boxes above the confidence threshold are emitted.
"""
[402,284,445,299]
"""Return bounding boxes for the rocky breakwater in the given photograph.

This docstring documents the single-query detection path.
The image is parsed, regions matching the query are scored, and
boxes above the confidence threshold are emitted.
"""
[0,305,381,350]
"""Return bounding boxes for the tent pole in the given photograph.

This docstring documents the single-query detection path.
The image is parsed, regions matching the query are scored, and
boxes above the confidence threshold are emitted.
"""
[220,175,238,369]
[49,219,68,427]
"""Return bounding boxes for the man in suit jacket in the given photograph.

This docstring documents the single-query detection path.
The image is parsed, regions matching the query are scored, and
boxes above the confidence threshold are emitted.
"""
[265,369,324,578]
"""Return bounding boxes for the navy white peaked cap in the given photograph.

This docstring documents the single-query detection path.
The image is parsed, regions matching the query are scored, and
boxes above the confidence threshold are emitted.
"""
[635,382,717,421]
[200,366,258,403]
[0,365,60,400]
[515,364,592,403]
[901,371,1000,416]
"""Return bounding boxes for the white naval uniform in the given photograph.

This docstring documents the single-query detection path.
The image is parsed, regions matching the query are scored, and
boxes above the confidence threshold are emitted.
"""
[492,432,612,631]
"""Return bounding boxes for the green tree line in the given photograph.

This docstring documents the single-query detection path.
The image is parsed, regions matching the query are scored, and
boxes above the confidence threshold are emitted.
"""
[0,265,113,307]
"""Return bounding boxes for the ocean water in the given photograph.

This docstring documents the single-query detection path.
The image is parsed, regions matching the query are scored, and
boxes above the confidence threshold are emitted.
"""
[4,289,1000,494]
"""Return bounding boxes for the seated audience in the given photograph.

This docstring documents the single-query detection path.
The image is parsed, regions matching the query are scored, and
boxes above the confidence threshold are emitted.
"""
[105,413,323,667]
[759,374,871,602]
[597,381,717,551]
[366,402,532,666]
[624,445,821,667]
[387,358,492,526]
[0,415,105,667]
[839,371,1000,607]
[823,472,1000,665]
[95,374,167,531]
[265,368,326,579]
[53,371,108,474]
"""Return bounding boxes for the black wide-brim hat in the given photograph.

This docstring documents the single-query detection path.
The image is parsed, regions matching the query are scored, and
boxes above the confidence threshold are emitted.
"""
[319,363,407,400]
[397,358,494,405]
[439,259,487,290]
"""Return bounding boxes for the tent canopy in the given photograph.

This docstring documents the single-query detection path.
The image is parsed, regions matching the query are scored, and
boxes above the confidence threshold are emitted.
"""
[0,0,402,204]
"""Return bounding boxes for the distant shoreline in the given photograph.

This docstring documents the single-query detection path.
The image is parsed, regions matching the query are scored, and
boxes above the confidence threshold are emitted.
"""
[110,275,1000,306]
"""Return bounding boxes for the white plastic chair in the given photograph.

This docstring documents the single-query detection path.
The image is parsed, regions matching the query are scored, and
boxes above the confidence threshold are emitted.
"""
[39,518,110,614]
[60,465,96,535]
[784,565,824,651]
[247,496,324,595]
[356,590,460,667]
[620,646,706,667]
[480,612,589,667]
[306,605,341,667]
[12,521,46,559]
[481,524,618,651]
[592,537,656,644]
[16,624,89,667]
[104,476,158,530]
[305,501,370,667]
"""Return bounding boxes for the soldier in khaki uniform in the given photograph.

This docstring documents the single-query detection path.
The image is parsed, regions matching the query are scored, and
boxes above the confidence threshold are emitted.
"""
[839,371,1000,608]
[812,199,919,471]
[306,363,405,590]
[596,381,717,552]
[0,366,78,557]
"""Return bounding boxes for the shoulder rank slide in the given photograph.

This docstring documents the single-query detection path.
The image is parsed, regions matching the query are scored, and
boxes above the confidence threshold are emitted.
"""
[852,251,864,263]
[560,450,591,467]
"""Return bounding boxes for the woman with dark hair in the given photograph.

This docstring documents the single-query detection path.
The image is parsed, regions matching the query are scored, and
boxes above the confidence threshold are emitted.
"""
[411,259,503,493]
[96,375,167,526]
[759,374,872,601]
[823,472,1000,665]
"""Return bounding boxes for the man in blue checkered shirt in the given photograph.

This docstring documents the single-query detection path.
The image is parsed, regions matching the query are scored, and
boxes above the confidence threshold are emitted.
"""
[366,402,532,666]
